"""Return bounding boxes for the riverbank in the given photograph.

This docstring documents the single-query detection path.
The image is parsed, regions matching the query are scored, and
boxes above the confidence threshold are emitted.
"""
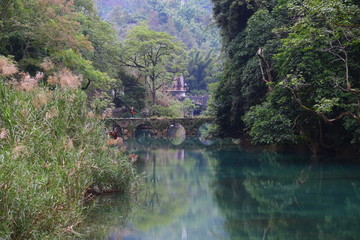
[0,82,138,239]
[235,136,360,158]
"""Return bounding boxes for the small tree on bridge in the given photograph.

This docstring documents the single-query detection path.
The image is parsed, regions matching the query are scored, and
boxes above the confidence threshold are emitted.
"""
[120,22,187,105]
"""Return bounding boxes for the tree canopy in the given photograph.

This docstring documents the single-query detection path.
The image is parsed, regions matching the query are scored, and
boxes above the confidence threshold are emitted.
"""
[0,0,121,92]
[120,22,186,105]
[96,0,221,95]
[211,0,360,152]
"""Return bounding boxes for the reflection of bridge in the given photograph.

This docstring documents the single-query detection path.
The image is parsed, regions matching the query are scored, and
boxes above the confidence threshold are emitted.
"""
[106,117,214,137]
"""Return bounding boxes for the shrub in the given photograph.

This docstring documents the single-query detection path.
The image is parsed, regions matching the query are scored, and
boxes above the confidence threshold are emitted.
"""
[243,102,296,145]
[149,101,182,118]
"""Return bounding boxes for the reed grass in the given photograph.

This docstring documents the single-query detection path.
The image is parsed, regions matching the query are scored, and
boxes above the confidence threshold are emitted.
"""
[0,81,137,239]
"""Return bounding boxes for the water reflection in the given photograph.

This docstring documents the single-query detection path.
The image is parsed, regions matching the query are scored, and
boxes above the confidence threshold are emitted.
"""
[166,123,186,145]
[80,140,360,240]
[134,124,155,145]
[80,194,135,240]
[212,151,360,240]
[197,123,213,146]
[129,145,226,240]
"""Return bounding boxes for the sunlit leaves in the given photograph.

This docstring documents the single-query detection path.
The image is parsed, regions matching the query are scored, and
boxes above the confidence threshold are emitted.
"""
[314,98,340,114]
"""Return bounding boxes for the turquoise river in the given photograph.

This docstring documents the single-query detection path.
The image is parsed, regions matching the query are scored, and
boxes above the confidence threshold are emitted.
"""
[81,137,360,240]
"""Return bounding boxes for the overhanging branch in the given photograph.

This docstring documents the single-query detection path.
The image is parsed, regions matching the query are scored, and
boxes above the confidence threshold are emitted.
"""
[291,90,360,123]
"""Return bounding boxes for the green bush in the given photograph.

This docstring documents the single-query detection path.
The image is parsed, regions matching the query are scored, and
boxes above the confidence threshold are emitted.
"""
[0,82,137,239]
[243,102,296,145]
[149,101,182,118]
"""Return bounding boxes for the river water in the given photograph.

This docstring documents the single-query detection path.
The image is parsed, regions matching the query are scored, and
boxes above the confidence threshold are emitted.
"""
[81,138,360,240]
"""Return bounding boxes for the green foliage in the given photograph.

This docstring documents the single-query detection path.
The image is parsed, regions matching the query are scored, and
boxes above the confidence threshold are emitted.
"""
[149,100,183,118]
[313,98,340,114]
[0,0,92,61]
[243,102,296,144]
[212,0,272,43]
[204,81,220,117]
[211,0,360,151]
[120,22,187,105]
[90,92,114,115]
[273,0,360,146]
[186,49,220,93]
[182,98,196,117]
[211,5,278,136]
[53,49,115,90]
[77,12,122,79]
[0,1,148,237]
[211,73,240,136]
[96,0,220,108]
[0,81,136,239]
[115,71,146,110]
[97,0,220,50]
[343,117,360,144]
[0,0,121,93]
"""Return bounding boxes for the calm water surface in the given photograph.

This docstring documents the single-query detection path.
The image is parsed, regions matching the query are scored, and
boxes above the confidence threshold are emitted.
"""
[82,138,360,240]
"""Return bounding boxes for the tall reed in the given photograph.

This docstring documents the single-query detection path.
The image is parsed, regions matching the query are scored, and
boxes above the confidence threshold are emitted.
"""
[0,81,137,239]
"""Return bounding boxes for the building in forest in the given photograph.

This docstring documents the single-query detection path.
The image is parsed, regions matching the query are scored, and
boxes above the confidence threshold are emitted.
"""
[165,76,187,98]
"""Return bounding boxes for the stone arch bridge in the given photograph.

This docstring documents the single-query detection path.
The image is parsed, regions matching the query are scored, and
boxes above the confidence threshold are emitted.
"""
[105,117,214,137]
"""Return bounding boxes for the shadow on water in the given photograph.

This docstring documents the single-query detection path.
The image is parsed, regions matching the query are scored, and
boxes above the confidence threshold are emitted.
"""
[134,124,156,145]
[79,137,360,240]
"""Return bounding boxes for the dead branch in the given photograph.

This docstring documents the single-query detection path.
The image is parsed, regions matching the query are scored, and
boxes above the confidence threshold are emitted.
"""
[257,48,273,92]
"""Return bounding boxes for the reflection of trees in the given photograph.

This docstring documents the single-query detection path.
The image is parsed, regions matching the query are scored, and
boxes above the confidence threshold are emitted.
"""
[81,140,360,240]
[134,148,193,233]
[131,146,225,239]
[144,154,160,211]
[135,128,155,145]
[78,194,135,240]
[211,151,360,240]
[211,149,262,240]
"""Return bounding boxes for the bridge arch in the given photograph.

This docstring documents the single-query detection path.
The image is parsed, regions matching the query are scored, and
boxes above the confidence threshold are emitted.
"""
[105,117,214,137]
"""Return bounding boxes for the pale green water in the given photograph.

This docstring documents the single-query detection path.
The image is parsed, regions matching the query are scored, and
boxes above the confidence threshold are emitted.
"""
[81,138,360,240]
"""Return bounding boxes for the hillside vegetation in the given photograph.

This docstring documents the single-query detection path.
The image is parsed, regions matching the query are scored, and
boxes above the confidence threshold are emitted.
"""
[96,0,222,95]
[210,0,360,153]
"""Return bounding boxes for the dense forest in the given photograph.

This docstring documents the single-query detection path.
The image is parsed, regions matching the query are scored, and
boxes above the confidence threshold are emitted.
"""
[1,0,360,238]
[95,0,222,96]
[95,0,220,49]
[210,0,360,153]
[0,0,221,115]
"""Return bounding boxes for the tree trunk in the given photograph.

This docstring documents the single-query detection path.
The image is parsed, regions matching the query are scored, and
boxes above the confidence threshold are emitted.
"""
[151,77,156,105]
